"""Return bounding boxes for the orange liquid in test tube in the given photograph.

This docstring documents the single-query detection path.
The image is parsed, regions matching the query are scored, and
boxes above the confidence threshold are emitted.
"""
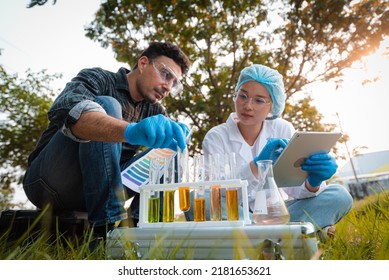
[194,197,206,222]
[210,185,222,221]
[178,186,190,211]
[226,189,239,220]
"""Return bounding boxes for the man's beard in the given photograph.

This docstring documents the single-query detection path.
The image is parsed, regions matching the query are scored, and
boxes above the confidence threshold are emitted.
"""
[136,80,158,104]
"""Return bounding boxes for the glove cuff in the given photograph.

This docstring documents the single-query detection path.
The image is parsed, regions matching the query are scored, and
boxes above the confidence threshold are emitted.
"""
[253,156,260,167]
[123,123,137,144]
[307,176,322,188]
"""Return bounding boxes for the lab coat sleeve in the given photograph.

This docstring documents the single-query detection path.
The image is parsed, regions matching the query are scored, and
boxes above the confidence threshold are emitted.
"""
[282,181,327,199]
[240,161,327,201]
[202,129,228,175]
[239,162,259,194]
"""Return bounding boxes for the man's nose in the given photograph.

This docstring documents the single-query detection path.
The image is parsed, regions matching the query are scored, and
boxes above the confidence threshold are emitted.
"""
[161,83,171,95]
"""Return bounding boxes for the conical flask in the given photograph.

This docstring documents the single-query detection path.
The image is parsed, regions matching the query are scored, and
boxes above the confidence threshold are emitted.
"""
[252,160,290,225]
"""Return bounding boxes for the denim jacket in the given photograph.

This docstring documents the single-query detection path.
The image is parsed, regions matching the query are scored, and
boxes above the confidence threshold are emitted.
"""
[28,67,165,165]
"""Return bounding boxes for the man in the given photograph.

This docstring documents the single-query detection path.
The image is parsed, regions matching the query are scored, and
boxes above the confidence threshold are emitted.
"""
[23,42,191,234]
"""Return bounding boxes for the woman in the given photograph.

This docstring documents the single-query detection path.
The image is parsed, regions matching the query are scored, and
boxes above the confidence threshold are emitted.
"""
[202,64,353,237]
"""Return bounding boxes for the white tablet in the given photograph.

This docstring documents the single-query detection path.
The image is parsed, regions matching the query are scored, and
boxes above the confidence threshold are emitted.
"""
[273,131,342,187]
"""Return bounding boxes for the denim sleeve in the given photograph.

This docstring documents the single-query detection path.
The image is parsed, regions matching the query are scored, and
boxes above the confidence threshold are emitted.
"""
[60,99,106,142]
[48,68,108,130]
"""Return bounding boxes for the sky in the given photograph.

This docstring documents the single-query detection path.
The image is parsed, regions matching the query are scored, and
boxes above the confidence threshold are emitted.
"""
[1,0,389,204]
[0,0,128,89]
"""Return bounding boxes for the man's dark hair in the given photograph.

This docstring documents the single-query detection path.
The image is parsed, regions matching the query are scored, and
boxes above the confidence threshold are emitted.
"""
[133,42,190,74]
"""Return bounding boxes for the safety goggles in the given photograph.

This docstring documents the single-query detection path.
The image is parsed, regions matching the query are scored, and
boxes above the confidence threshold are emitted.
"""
[152,61,183,96]
[234,90,272,109]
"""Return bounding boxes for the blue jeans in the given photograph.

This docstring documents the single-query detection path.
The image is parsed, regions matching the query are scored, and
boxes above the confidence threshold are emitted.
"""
[23,96,129,226]
[286,184,353,230]
[185,184,353,231]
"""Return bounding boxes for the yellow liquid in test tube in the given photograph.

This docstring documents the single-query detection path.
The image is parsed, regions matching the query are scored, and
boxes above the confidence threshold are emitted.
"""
[194,197,206,222]
[226,189,239,220]
[148,197,160,223]
[178,186,190,211]
[210,185,222,221]
[163,190,175,222]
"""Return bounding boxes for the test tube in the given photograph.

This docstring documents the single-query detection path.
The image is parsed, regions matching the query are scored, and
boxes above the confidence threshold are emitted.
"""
[178,149,190,212]
[148,195,160,223]
[194,188,206,222]
[225,153,239,221]
[226,188,239,220]
[162,189,175,222]
[148,157,161,223]
[193,155,206,222]
[162,157,175,222]
[178,187,190,212]
[209,154,222,221]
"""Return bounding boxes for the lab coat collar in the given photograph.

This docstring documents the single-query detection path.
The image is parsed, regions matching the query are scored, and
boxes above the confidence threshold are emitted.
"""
[226,113,253,162]
[226,113,278,161]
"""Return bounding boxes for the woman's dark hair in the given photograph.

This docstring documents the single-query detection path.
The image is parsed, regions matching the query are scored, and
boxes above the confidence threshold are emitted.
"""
[133,42,190,74]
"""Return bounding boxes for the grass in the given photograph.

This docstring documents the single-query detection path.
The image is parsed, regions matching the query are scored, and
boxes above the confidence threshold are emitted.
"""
[1,190,389,260]
[320,189,389,260]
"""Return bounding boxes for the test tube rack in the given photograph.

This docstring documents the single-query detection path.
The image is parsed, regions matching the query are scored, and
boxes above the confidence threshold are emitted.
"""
[137,179,251,228]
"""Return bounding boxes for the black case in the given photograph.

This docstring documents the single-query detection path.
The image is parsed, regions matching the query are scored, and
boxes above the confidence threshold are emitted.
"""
[0,210,89,241]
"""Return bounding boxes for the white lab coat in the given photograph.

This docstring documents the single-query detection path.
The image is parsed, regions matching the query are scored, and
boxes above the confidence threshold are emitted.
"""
[202,113,326,205]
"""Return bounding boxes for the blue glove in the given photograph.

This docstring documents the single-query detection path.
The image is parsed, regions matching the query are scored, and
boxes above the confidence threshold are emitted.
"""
[301,153,338,187]
[177,122,191,141]
[166,121,191,151]
[254,138,289,165]
[124,114,187,151]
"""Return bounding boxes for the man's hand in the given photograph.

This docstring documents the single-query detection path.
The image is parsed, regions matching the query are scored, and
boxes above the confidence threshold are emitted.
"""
[166,121,191,150]
[124,114,187,151]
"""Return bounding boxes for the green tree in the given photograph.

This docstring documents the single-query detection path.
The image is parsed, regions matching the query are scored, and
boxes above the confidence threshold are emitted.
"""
[0,63,60,209]
[85,0,388,154]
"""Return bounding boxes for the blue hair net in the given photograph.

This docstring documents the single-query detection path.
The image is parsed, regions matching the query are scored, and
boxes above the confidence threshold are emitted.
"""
[235,64,286,119]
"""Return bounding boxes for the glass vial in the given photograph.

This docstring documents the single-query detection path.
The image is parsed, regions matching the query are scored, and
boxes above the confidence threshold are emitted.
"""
[194,187,206,222]
[148,193,160,223]
[252,160,290,225]
[162,189,175,222]
[178,186,190,212]
[226,188,239,220]
[209,154,222,221]
[162,157,175,222]
[177,149,190,212]
[225,153,239,221]
[193,155,206,222]
[148,158,161,223]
